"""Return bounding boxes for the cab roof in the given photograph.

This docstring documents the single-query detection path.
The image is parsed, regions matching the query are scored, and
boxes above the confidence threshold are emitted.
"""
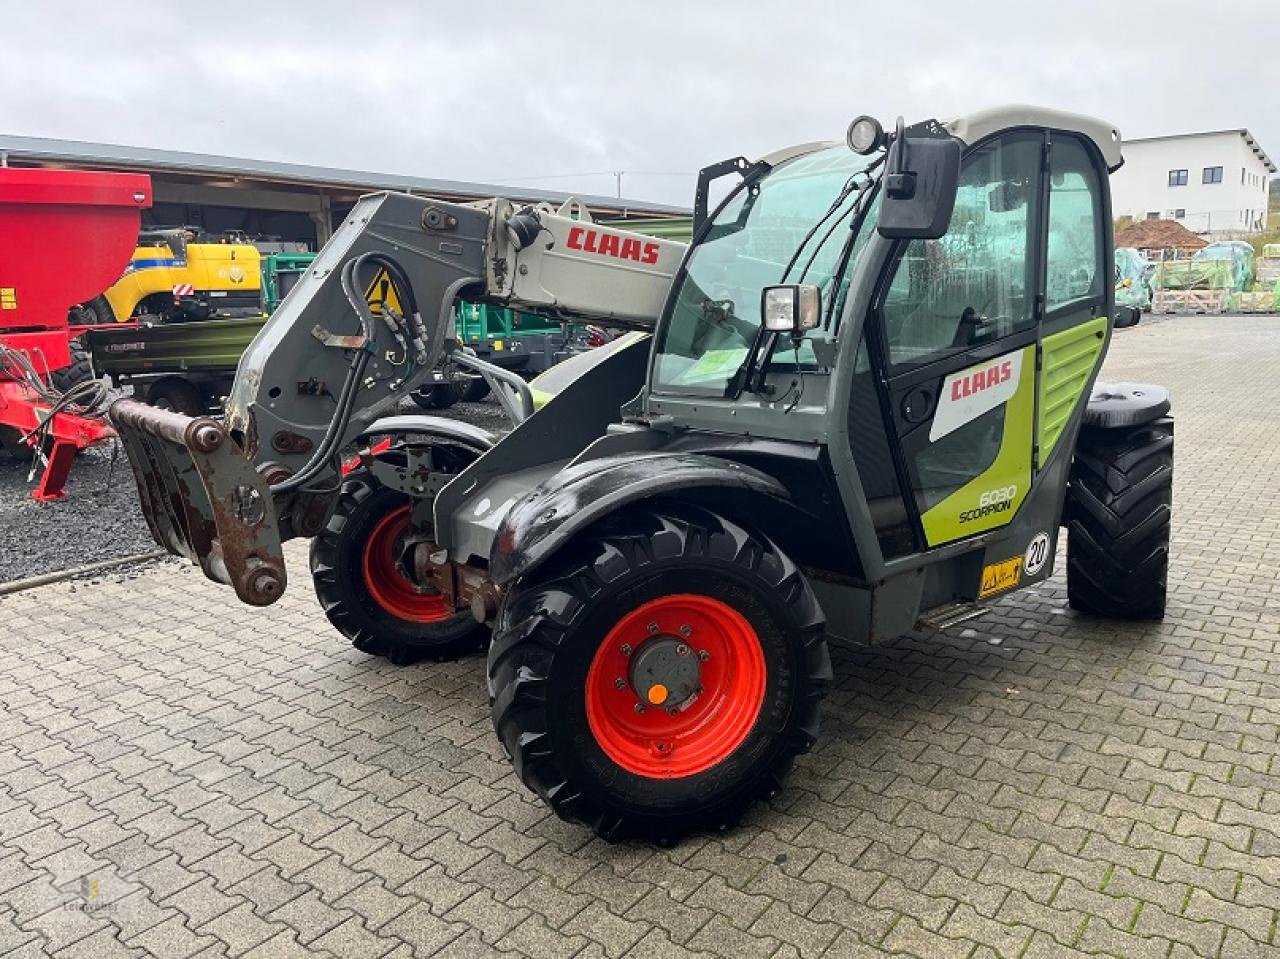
[945,105,1123,171]
[760,105,1124,172]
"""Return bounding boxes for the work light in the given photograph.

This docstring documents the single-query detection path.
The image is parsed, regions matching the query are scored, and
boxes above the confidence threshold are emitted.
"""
[846,116,885,155]
[761,284,821,338]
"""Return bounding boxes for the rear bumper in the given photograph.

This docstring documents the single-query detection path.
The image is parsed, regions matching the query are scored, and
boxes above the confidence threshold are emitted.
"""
[110,398,286,605]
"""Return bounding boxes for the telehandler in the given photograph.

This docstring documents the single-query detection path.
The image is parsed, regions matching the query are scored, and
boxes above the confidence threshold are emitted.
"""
[111,105,1173,843]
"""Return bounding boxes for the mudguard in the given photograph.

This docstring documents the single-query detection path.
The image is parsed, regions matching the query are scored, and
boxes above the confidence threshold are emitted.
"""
[489,451,790,585]
[356,414,498,452]
[1083,382,1171,429]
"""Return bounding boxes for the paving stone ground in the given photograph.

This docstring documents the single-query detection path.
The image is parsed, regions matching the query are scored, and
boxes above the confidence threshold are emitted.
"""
[0,314,1278,958]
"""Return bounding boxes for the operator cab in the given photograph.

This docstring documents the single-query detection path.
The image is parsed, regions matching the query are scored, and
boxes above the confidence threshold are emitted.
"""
[642,105,1125,603]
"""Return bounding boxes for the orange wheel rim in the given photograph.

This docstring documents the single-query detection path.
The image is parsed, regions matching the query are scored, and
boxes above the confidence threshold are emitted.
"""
[584,594,767,779]
[361,505,449,623]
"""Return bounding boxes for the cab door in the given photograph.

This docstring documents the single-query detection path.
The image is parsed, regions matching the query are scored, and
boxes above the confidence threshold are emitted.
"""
[867,131,1046,548]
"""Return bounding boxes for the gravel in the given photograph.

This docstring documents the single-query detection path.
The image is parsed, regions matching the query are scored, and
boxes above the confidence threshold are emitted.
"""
[0,396,513,585]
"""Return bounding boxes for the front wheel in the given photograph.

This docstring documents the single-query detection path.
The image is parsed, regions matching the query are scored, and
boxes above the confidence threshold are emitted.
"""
[488,504,830,843]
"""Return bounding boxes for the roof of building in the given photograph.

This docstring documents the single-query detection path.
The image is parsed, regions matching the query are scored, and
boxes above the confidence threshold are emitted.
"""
[1125,129,1276,173]
[0,134,690,217]
[1115,218,1209,251]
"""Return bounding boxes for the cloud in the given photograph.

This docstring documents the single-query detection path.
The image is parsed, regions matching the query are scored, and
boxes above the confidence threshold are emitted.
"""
[2,1,1276,205]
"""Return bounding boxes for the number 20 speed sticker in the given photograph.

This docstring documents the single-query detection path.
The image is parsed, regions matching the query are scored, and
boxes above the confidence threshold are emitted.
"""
[1024,532,1051,577]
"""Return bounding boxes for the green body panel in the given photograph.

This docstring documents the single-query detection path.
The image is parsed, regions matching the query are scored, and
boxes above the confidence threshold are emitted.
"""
[920,345,1036,546]
[87,316,268,375]
[1038,317,1107,461]
[261,253,316,313]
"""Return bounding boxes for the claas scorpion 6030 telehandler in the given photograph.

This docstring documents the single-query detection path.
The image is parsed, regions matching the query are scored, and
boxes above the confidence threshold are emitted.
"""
[111,105,1172,843]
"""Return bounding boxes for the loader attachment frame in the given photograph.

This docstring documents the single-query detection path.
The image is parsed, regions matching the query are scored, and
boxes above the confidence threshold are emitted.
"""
[111,398,287,605]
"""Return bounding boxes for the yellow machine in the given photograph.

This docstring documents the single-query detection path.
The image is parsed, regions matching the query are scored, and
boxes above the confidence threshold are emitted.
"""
[73,229,262,324]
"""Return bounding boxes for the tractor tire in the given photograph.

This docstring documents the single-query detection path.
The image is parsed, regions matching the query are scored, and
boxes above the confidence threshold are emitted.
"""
[410,381,466,411]
[1066,417,1173,619]
[145,377,205,417]
[488,503,831,844]
[461,376,491,403]
[68,295,114,327]
[49,339,94,393]
[310,469,487,665]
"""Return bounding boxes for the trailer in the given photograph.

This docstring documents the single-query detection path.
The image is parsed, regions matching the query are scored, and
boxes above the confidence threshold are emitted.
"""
[0,169,151,499]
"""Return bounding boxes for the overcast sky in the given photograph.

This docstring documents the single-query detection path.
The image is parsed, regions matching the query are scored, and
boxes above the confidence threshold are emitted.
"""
[3,1,1277,207]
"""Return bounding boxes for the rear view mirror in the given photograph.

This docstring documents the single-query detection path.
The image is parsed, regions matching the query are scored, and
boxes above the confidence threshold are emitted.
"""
[877,126,962,240]
[1113,305,1141,329]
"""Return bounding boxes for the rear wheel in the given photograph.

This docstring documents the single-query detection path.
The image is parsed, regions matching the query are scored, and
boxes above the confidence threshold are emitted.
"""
[49,339,94,393]
[310,453,487,664]
[146,376,205,416]
[461,376,491,402]
[68,295,114,327]
[410,381,466,410]
[488,504,830,843]
[1066,417,1173,619]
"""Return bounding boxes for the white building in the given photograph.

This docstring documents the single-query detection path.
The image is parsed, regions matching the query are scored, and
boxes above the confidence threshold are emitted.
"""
[1109,129,1274,234]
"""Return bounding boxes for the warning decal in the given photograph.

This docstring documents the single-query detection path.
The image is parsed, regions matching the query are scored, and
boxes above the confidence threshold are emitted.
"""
[364,268,403,316]
[978,556,1023,599]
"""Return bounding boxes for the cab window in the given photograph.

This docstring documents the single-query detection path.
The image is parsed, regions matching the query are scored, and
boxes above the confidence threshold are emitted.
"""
[1045,136,1104,312]
[880,133,1043,371]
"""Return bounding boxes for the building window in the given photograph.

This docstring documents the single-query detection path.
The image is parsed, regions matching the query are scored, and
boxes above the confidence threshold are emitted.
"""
[1203,166,1223,184]
[1174,209,1185,219]
[1146,211,1160,220]
[1168,169,1188,186]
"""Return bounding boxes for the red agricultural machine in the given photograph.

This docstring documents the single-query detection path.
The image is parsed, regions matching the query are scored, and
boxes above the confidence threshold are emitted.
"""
[0,169,151,500]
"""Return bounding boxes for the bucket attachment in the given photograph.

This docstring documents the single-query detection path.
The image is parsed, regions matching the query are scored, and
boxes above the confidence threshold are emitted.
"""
[110,398,286,606]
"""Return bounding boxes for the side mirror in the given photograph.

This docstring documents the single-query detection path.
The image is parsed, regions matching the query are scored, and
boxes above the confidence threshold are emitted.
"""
[762,284,821,340]
[877,124,962,240]
[1113,305,1141,329]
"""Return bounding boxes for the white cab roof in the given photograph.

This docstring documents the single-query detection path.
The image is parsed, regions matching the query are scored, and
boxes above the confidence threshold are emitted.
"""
[762,105,1124,172]
[946,105,1123,170]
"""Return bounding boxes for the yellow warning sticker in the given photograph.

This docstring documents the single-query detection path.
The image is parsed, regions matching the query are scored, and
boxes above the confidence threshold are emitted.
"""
[363,268,403,316]
[0,287,16,310]
[978,556,1023,599]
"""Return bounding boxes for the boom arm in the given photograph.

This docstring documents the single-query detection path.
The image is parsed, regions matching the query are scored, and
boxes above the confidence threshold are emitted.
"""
[109,191,686,604]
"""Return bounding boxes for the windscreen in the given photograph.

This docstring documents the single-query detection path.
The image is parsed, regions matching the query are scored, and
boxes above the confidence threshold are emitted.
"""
[653,146,878,395]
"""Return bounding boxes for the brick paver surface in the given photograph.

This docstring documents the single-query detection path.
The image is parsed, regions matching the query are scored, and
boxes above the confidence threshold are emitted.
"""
[1,315,1278,957]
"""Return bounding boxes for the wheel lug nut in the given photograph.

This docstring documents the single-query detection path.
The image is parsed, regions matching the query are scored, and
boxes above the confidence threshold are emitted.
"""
[698,649,710,662]
[620,644,632,656]
[634,703,646,714]
[675,643,689,657]
[647,622,659,634]
[679,624,692,637]
[666,706,679,716]
[614,677,626,690]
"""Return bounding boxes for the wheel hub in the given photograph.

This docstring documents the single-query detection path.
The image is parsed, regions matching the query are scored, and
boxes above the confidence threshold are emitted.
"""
[628,637,700,709]
[584,593,767,779]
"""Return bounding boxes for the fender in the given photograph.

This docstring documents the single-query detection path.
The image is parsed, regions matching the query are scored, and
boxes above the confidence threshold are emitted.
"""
[356,414,498,452]
[490,451,790,585]
[1083,382,1171,429]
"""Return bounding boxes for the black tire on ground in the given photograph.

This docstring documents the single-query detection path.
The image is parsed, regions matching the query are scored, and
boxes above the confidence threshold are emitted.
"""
[410,380,466,410]
[49,339,94,393]
[310,466,487,665]
[0,426,26,459]
[1066,417,1173,619]
[67,295,114,327]
[488,503,831,844]
[145,377,205,416]
[461,376,491,402]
